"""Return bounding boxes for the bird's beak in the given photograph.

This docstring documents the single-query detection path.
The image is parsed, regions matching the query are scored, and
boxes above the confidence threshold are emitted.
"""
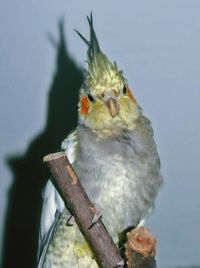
[104,97,120,118]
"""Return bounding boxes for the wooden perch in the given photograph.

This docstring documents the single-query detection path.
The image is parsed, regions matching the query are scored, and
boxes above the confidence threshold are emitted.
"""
[126,227,157,268]
[43,152,157,268]
[43,152,124,268]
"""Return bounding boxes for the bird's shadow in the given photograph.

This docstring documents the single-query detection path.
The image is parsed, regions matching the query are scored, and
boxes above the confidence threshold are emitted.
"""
[1,19,83,268]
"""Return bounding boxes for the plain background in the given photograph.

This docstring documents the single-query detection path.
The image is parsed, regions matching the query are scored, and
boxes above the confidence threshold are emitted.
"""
[0,1,200,267]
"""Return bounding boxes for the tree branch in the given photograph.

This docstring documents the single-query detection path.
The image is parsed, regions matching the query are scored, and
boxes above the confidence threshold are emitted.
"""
[126,227,157,268]
[43,152,124,268]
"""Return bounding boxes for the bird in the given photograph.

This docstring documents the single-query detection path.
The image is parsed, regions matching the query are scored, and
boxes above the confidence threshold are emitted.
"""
[37,14,163,268]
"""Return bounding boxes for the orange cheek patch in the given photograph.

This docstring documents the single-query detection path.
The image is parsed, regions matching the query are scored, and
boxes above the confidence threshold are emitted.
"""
[80,96,89,116]
[127,87,136,102]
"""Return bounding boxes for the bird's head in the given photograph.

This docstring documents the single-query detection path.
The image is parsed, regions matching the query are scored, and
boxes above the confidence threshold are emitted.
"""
[76,14,141,138]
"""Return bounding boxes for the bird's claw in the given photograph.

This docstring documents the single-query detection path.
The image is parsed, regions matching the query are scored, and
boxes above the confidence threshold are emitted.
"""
[66,215,75,226]
[113,259,125,267]
[91,205,102,224]
[88,205,102,229]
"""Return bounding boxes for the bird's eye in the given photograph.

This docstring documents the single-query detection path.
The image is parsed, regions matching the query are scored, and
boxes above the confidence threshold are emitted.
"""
[88,94,95,102]
[123,85,127,94]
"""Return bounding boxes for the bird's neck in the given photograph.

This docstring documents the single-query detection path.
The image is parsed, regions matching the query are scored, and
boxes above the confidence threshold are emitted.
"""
[79,122,136,140]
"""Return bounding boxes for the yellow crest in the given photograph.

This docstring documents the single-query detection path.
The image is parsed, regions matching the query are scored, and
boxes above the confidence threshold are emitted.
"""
[75,13,125,95]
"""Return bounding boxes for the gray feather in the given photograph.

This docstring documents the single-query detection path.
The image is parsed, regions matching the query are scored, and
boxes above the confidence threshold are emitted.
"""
[37,210,61,268]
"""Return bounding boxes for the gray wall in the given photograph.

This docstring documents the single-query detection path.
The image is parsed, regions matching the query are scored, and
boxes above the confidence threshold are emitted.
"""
[0,0,200,267]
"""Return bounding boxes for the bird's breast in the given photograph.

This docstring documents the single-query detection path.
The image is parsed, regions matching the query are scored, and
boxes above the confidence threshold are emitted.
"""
[72,123,162,238]
[73,136,141,236]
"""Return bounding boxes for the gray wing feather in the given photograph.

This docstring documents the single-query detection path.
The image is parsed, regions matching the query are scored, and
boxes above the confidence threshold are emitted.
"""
[37,210,61,268]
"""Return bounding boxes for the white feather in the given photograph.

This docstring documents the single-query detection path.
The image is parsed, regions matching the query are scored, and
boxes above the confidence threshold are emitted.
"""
[39,180,64,241]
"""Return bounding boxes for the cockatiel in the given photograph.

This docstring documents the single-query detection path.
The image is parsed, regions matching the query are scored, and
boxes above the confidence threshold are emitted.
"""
[37,14,163,268]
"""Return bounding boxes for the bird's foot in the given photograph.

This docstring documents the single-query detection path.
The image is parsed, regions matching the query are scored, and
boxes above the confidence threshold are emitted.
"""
[88,204,102,229]
[66,215,75,226]
[113,259,125,268]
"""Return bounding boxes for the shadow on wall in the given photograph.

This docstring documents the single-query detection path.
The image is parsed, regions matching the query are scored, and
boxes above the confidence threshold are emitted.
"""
[1,19,83,268]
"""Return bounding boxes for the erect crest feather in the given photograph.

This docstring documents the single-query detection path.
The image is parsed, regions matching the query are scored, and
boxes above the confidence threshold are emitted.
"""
[75,13,125,95]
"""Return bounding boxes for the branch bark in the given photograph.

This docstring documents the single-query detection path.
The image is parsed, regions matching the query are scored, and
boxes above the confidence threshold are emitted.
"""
[126,227,157,268]
[43,152,124,268]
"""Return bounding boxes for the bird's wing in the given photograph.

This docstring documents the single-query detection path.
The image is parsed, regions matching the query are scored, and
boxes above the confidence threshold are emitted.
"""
[37,210,61,268]
[37,129,78,265]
